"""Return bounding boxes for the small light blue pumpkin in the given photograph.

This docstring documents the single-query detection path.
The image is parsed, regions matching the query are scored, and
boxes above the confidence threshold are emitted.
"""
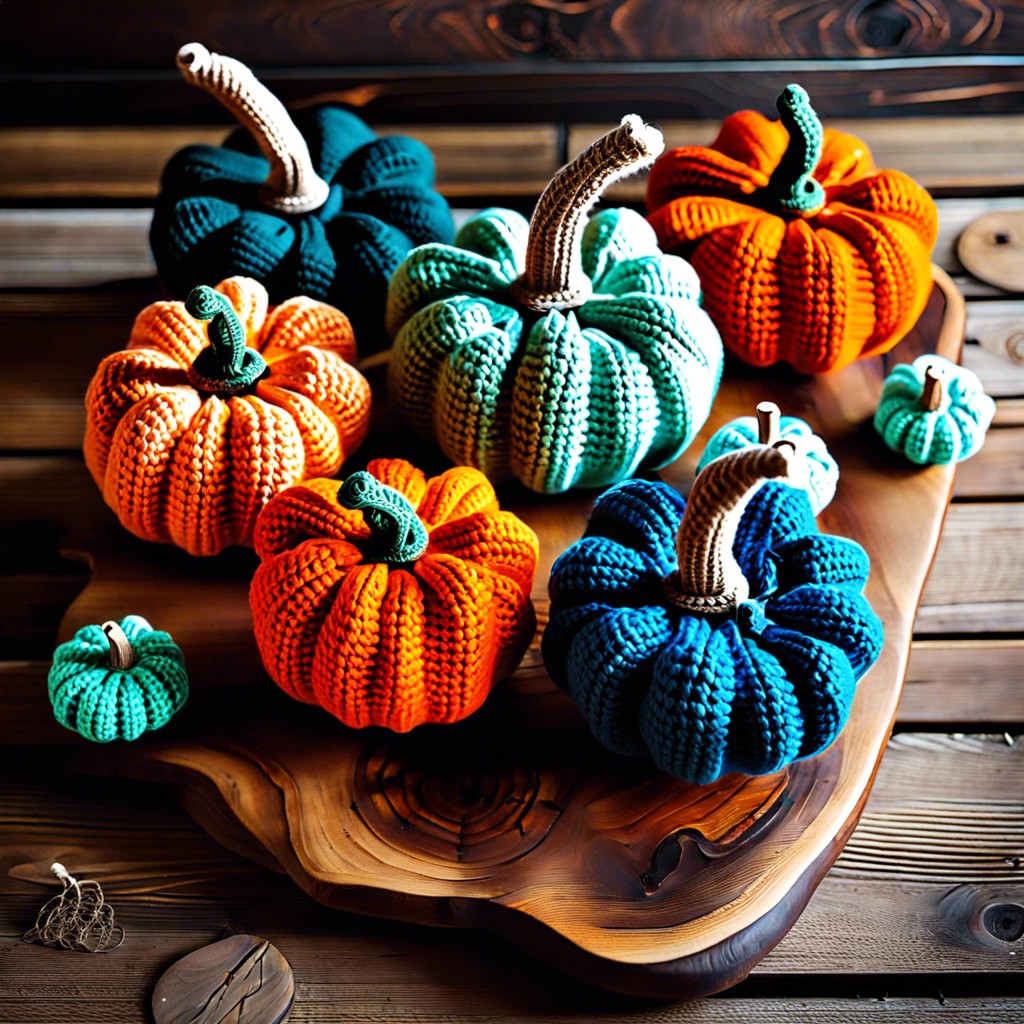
[874,355,995,465]
[48,616,189,742]
[696,401,839,515]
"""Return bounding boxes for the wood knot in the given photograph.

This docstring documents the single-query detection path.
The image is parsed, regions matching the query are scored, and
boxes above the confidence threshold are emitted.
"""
[983,902,1024,943]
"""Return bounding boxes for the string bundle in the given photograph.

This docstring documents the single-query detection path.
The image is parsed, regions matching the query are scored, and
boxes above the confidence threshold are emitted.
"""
[23,863,125,953]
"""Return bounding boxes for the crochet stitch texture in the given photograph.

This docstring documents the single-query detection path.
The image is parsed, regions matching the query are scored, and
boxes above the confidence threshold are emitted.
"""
[84,277,371,556]
[150,44,454,352]
[646,84,938,374]
[250,458,539,732]
[543,450,883,784]
[49,616,189,742]
[386,116,723,494]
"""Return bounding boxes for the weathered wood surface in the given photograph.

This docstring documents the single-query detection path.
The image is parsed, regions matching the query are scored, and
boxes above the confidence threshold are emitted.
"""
[20,273,959,998]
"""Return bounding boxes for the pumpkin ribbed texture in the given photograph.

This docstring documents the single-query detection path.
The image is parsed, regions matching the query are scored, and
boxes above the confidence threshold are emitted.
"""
[49,616,189,742]
[874,354,995,465]
[149,45,454,352]
[646,84,938,374]
[542,448,883,784]
[386,116,723,494]
[84,276,371,556]
[250,458,539,732]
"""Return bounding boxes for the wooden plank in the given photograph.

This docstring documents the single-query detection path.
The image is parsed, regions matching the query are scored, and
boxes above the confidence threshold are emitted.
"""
[952,425,1024,499]
[918,503,1024,633]
[901,641,1024,726]
[0,198,1014,290]
[5,0,1023,71]
[6,61,1024,128]
[573,116,1024,199]
[0,125,560,200]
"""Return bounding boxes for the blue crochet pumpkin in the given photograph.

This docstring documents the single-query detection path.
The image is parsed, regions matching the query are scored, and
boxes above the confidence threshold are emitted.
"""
[149,44,454,352]
[48,616,189,742]
[542,445,884,784]
[874,355,995,465]
[696,401,839,515]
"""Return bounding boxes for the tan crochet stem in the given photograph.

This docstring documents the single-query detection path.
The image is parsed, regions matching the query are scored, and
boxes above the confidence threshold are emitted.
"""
[510,114,664,311]
[921,366,945,411]
[666,446,806,616]
[101,621,135,671]
[176,42,330,214]
[756,401,781,446]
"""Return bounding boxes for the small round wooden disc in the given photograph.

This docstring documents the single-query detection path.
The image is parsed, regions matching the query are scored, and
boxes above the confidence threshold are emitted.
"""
[152,933,294,1024]
[957,210,1024,293]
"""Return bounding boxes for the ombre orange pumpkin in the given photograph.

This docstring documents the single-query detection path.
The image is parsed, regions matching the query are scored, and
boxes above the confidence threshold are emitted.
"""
[250,459,539,732]
[646,84,938,374]
[84,277,371,556]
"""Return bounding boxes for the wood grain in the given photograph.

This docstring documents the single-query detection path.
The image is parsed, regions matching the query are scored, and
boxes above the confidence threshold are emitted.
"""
[4,0,1021,70]
[33,272,963,997]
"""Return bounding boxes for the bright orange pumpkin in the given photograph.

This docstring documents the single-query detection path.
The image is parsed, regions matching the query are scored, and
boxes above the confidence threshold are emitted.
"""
[84,277,371,556]
[646,84,938,374]
[250,458,539,732]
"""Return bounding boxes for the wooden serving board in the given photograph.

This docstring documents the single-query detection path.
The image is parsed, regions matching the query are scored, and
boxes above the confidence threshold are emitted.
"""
[59,268,964,999]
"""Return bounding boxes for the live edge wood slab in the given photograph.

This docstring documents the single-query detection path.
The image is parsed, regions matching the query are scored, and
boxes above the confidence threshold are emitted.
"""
[56,268,965,1000]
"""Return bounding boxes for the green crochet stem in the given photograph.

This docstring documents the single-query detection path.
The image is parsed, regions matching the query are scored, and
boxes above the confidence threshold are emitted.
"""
[185,286,268,392]
[755,84,826,216]
[338,472,430,564]
[101,620,135,670]
[667,446,803,616]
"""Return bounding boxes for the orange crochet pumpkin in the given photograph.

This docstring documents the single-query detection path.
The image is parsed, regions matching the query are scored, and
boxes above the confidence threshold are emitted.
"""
[250,458,539,732]
[84,277,371,556]
[646,84,938,374]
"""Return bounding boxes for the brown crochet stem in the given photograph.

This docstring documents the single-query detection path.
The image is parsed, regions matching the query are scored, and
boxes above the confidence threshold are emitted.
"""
[921,366,945,411]
[665,446,805,616]
[176,42,330,214]
[510,114,664,311]
[756,401,781,446]
[101,621,135,671]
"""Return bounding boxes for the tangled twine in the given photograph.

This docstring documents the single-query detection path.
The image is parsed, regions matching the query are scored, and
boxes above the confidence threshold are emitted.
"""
[22,863,125,953]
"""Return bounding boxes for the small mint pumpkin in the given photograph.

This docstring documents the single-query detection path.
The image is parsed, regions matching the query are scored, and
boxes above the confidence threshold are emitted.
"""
[542,444,883,784]
[874,355,995,465]
[386,115,724,494]
[48,617,189,742]
[697,401,839,515]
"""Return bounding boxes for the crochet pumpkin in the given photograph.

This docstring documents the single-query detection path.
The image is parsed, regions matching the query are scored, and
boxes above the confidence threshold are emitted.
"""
[697,401,839,515]
[150,43,454,352]
[646,84,938,374]
[386,115,724,493]
[250,458,539,731]
[49,616,189,742]
[542,445,883,784]
[874,355,995,465]
[84,277,371,556]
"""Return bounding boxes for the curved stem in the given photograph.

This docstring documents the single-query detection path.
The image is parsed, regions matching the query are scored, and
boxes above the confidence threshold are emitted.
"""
[338,472,429,565]
[756,401,781,446]
[665,446,806,615]
[176,42,330,214]
[185,286,268,392]
[753,84,826,217]
[921,365,945,411]
[101,621,135,671]
[510,114,664,311]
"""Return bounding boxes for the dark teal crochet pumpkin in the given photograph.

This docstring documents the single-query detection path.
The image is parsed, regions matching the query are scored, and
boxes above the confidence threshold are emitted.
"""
[542,445,883,784]
[149,44,454,352]
[48,616,189,743]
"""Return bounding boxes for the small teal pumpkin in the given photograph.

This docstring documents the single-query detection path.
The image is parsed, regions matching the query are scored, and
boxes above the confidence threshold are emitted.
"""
[386,116,723,493]
[697,401,839,514]
[542,445,883,784]
[149,44,454,352]
[874,355,995,465]
[48,617,189,742]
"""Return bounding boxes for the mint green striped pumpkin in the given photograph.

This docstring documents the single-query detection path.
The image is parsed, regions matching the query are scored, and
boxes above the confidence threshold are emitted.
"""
[385,207,723,493]
[874,355,995,466]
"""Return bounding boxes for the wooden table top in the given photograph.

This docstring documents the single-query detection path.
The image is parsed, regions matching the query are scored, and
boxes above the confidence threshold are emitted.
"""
[1,54,1023,1021]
